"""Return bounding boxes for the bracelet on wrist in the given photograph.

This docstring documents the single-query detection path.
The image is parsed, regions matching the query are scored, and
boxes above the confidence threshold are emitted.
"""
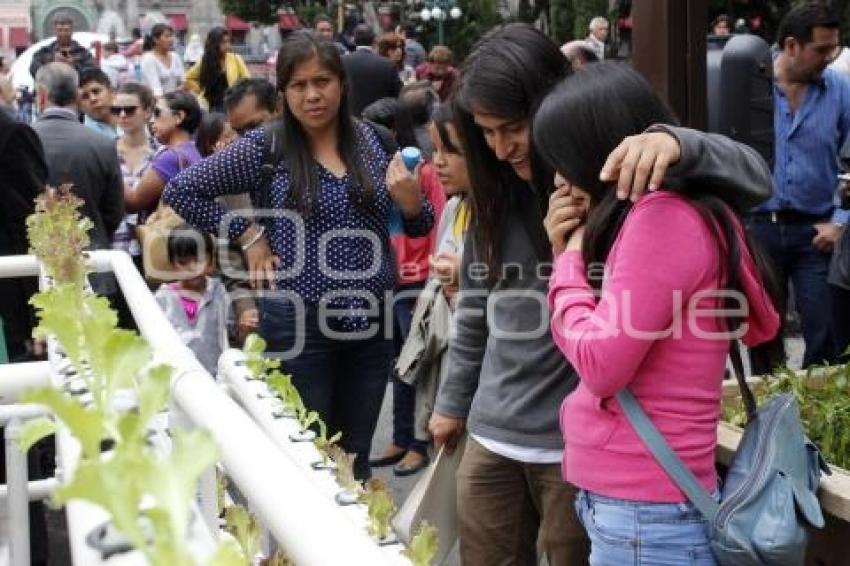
[241,225,266,252]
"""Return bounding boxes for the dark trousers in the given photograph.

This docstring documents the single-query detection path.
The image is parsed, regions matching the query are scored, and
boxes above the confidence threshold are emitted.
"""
[457,437,590,566]
[260,298,393,480]
[832,283,850,362]
[749,218,837,371]
[391,282,428,455]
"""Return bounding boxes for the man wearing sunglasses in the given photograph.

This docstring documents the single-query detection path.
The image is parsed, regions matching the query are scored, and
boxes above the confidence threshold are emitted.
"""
[79,67,119,139]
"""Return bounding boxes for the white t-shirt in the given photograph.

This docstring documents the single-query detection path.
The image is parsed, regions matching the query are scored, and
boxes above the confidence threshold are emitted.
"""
[140,51,184,96]
[472,434,564,464]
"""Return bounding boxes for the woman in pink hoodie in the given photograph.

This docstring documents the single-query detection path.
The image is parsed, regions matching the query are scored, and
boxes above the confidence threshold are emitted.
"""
[534,63,782,565]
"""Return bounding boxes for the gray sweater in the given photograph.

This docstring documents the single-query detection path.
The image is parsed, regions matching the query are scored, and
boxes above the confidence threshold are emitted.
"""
[434,125,773,450]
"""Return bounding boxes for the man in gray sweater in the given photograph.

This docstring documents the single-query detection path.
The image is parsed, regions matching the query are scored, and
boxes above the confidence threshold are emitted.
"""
[429,24,772,566]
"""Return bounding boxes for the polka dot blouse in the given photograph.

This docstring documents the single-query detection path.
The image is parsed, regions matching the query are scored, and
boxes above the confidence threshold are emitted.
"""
[162,122,434,325]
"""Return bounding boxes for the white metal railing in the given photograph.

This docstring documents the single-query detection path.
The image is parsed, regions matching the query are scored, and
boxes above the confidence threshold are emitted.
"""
[0,252,410,565]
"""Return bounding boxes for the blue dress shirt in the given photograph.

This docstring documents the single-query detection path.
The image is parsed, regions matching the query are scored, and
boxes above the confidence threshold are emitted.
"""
[756,68,850,224]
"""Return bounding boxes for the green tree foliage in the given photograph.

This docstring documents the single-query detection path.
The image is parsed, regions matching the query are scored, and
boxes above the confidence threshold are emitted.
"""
[218,0,281,25]
[418,0,504,60]
[549,0,575,43]
[570,0,609,40]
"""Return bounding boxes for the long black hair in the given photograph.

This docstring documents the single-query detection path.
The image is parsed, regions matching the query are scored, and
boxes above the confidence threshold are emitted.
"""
[456,23,572,278]
[199,27,229,98]
[275,31,376,215]
[432,102,461,154]
[195,112,227,157]
[533,62,783,335]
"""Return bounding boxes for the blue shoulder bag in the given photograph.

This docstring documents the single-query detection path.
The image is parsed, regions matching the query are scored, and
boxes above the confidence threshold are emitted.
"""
[616,342,829,565]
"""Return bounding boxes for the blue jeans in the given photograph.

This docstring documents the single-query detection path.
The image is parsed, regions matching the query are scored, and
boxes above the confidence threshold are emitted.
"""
[260,297,393,480]
[576,490,716,566]
[748,218,837,369]
[391,283,428,455]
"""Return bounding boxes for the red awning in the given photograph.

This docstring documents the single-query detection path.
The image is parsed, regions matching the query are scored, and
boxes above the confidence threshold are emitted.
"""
[278,13,300,30]
[225,15,250,31]
[167,14,188,31]
[9,27,29,48]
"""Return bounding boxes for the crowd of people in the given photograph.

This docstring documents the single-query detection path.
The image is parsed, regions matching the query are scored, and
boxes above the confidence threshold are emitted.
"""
[2,2,850,565]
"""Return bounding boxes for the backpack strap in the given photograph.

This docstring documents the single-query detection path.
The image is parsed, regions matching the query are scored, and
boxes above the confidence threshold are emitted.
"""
[259,121,285,211]
[361,119,398,158]
[730,340,758,423]
[615,388,721,522]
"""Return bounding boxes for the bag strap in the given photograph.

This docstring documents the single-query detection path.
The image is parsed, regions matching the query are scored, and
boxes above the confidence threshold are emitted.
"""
[615,388,721,522]
[259,121,285,210]
[730,339,758,423]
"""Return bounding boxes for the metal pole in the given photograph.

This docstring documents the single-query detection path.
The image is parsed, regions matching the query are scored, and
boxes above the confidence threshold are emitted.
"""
[5,419,31,566]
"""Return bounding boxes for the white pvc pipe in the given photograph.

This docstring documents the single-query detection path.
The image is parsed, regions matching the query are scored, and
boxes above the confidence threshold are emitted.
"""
[4,419,30,566]
[0,405,49,425]
[0,478,57,502]
[98,251,398,565]
[0,255,41,279]
[0,363,51,405]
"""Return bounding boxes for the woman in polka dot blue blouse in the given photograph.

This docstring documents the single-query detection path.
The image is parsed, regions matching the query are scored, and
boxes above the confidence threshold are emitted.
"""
[163,31,434,480]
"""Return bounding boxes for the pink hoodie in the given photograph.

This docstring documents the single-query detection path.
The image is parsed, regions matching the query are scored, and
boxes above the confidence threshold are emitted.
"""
[548,191,780,503]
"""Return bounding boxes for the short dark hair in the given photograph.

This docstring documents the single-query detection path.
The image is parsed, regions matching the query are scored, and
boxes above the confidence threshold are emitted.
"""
[162,91,202,134]
[362,97,398,130]
[223,78,278,113]
[167,222,213,266]
[776,2,839,47]
[314,14,333,28]
[79,67,112,89]
[151,23,173,40]
[396,82,438,150]
[53,16,73,27]
[712,14,731,29]
[401,23,417,39]
[353,23,375,47]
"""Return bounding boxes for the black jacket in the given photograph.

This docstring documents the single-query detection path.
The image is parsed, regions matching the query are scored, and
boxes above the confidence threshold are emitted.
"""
[29,40,96,78]
[342,48,402,116]
[0,112,47,351]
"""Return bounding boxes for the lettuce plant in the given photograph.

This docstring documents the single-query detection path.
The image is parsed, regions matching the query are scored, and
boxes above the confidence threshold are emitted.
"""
[313,419,342,467]
[224,504,261,561]
[19,186,245,566]
[402,521,439,566]
[360,478,396,541]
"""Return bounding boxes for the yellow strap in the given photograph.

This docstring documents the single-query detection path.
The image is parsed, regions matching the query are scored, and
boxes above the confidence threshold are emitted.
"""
[453,199,469,240]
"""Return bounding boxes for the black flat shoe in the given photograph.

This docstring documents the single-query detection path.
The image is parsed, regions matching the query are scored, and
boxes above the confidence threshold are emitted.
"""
[369,449,407,467]
[393,454,430,477]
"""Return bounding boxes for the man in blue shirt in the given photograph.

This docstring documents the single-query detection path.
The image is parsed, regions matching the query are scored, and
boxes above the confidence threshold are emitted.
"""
[750,3,850,371]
